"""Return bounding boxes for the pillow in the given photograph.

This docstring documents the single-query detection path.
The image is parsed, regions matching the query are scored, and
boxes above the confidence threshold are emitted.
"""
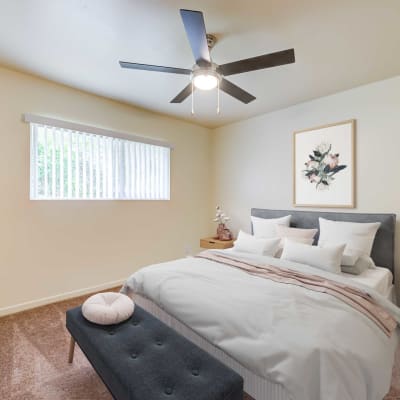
[276,225,318,244]
[274,237,315,258]
[82,292,134,325]
[318,218,380,256]
[251,215,291,239]
[320,242,374,272]
[281,239,345,273]
[341,255,375,275]
[233,230,281,256]
[341,252,360,266]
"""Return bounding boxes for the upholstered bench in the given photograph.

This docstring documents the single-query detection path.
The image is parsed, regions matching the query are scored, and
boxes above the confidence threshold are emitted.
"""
[66,305,244,400]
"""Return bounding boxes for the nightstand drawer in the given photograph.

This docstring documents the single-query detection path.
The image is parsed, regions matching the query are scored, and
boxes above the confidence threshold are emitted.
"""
[200,237,234,249]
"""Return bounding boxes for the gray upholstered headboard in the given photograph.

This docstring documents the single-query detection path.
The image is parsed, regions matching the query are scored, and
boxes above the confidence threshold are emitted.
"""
[251,209,396,275]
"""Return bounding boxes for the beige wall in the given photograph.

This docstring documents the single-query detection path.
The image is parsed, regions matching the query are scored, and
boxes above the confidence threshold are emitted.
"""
[2,65,399,314]
[0,66,213,314]
[212,76,400,285]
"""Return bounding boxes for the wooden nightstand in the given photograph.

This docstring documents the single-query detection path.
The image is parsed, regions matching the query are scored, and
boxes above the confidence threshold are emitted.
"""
[200,237,234,250]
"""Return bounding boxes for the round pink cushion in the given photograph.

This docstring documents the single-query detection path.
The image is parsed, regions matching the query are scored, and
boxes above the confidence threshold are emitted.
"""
[82,292,134,325]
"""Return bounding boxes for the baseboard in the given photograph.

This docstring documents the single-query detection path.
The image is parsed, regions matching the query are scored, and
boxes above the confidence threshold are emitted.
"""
[0,278,126,317]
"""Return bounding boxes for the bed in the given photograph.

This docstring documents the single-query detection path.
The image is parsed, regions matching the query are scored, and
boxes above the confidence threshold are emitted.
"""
[122,209,398,400]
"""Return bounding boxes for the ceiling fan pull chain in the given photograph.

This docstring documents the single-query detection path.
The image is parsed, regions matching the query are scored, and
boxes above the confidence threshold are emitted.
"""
[217,79,220,115]
[191,80,195,115]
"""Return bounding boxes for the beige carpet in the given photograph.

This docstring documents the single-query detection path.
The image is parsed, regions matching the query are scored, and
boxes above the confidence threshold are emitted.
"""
[1,290,399,400]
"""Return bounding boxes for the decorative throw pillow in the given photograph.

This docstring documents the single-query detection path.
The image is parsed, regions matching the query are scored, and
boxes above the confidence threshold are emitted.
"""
[276,225,318,244]
[251,215,291,239]
[82,292,134,325]
[319,242,374,274]
[281,239,345,274]
[318,218,380,257]
[274,237,314,258]
[340,252,360,267]
[233,230,281,256]
[341,254,375,275]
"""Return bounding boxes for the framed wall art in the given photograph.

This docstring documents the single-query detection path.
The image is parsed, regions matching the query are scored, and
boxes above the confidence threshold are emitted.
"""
[293,119,355,208]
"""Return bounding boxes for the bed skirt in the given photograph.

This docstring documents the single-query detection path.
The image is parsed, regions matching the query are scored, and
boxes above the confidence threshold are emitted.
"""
[134,294,292,400]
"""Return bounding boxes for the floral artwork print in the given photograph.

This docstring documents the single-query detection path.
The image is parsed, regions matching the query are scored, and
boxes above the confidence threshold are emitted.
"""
[303,142,347,190]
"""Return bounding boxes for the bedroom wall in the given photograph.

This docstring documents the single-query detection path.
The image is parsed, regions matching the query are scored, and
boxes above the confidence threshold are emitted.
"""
[212,76,400,286]
[0,66,212,315]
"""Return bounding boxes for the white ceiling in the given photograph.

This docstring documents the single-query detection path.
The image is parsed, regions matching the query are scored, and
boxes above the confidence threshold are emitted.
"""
[0,0,399,128]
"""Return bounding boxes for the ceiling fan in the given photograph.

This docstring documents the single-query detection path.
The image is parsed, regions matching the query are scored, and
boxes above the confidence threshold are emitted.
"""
[119,9,295,106]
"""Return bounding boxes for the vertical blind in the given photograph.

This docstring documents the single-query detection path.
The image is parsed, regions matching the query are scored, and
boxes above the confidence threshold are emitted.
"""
[30,123,170,200]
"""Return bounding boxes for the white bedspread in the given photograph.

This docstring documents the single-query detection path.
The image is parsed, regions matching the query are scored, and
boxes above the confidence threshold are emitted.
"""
[343,266,394,298]
[122,251,399,400]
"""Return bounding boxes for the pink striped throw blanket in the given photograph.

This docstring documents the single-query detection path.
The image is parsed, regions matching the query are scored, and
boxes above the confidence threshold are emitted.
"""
[195,251,397,337]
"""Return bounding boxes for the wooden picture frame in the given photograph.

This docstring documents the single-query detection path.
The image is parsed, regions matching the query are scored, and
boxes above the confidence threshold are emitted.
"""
[293,119,355,208]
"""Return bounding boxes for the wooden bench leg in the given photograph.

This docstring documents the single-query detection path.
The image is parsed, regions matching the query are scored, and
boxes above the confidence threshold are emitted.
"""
[68,336,75,363]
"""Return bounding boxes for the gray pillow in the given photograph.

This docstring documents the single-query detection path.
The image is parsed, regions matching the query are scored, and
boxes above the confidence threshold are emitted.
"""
[341,255,374,275]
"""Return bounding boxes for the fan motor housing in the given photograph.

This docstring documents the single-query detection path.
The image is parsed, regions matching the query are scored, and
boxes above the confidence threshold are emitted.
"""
[206,34,217,49]
[191,63,221,80]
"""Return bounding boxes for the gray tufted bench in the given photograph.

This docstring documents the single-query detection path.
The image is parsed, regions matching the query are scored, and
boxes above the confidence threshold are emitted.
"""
[66,305,244,400]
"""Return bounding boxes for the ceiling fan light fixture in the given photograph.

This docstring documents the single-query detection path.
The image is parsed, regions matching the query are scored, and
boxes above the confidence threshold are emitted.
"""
[192,69,220,90]
[119,9,295,108]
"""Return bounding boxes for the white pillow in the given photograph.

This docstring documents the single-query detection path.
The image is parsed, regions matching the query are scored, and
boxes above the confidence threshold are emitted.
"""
[320,242,374,272]
[251,215,291,239]
[318,218,380,256]
[233,230,281,256]
[281,239,345,274]
[274,237,314,258]
[82,292,134,325]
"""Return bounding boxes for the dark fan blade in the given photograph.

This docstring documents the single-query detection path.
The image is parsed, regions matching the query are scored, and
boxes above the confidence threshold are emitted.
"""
[119,61,191,75]
[217,49,295,76]
[180,9,211,67]
[170,83,194,103]
[219,79,255,104]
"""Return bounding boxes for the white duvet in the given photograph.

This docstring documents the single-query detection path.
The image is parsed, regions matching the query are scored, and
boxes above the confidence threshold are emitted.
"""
[122,250,399,400]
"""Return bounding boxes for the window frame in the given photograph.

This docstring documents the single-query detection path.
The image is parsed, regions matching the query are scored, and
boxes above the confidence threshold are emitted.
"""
[25,114,172,201]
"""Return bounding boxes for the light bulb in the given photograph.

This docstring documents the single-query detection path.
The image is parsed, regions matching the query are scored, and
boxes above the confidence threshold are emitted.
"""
[193,73,218,90]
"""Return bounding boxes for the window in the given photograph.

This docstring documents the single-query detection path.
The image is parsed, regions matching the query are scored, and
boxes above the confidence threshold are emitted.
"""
[29,121,170,200]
